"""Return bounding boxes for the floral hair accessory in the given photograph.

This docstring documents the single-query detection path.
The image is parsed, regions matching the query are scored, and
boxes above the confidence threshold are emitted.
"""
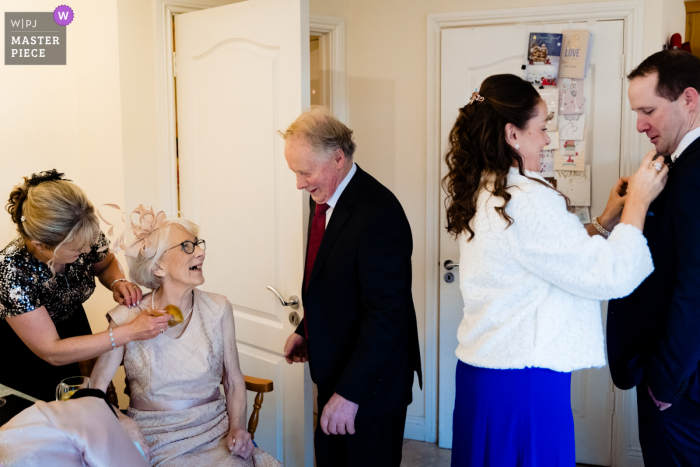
[27,169,70,187]
[98,204,167,258]
[468,88,484,105]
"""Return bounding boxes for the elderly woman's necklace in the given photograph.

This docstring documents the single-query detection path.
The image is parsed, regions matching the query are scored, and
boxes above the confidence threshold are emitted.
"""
[152,289,194,331]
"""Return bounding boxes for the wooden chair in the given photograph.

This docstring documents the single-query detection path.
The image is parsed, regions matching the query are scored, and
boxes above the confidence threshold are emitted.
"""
[242,375,274,439]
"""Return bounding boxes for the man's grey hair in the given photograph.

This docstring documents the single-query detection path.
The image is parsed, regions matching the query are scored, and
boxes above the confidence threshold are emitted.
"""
[279,106,356,159]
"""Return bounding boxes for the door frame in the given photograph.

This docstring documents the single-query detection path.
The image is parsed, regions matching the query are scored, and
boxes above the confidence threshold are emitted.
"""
[425,1,644,460]
[310,15,348,124]
[155,0,347,216]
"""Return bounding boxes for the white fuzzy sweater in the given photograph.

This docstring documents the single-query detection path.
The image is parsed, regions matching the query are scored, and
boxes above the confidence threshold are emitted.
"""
[455,168,654,372]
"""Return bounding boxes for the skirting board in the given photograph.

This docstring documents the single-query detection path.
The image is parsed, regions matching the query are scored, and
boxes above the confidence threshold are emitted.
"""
[403,416,426,441]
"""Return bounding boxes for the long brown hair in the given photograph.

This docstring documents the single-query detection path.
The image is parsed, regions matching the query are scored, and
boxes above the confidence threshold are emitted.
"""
[442,74,561,240]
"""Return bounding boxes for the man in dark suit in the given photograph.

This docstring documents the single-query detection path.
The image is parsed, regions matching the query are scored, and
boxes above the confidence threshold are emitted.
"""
[608,50,700,466]
[280,107,422,466]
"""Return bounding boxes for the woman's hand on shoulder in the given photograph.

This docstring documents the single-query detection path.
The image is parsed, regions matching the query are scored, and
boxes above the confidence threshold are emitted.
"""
[227,427,254,460]
[124,310,171,342]
[112,280,143,308]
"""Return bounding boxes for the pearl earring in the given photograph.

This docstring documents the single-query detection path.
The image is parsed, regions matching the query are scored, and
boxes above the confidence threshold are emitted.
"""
[514,144,520,150]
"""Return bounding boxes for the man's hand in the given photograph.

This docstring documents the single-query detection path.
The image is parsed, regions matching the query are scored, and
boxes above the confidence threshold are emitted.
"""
[320,393,359,435]
[648,385,672,411]
[226,428,254,459]
[283,333,308,364]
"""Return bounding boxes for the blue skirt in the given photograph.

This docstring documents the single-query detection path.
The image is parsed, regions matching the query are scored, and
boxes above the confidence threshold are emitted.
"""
[451,361,575,467]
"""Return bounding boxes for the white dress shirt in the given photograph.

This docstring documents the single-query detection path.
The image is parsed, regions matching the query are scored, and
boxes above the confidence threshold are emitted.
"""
[670,126,700,162]
[324,163,357,227]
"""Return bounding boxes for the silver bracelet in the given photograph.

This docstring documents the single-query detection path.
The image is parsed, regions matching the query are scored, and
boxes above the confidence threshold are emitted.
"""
[110,278,127,290]
[592,217,611,238]
[109,327,116,350]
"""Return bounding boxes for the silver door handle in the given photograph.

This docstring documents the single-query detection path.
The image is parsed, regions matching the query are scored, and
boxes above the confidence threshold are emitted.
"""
[444,260,459,270]
[266,286,300,310]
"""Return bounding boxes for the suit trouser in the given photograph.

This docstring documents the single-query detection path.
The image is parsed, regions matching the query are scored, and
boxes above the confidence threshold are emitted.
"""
[637,384,700,466]
[314,402,407,467]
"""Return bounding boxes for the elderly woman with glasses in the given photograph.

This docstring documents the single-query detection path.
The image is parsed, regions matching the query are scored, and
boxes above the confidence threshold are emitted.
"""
[90,206,280,467]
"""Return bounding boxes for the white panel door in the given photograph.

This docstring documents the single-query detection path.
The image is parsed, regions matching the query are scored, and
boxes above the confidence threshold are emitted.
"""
[438,20,625,466]
[175,1,311,465]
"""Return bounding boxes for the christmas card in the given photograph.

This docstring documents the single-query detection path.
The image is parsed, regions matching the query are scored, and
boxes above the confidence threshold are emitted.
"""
[526,32,563,86]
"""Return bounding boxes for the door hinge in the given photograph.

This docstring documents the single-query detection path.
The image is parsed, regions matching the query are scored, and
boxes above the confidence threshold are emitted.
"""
[172,51,177,78]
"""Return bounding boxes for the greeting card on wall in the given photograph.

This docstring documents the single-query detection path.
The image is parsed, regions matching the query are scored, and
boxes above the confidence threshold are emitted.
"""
[554,139,586,171]
[538,88,559,131]
[572,206,591,224]
[555,166,591,206]
[558,78,585,114]
[544,131,559,151]
[539,149,555,177]
[558,113,585,140]
[526,33,563,86]
[559,30,593,79]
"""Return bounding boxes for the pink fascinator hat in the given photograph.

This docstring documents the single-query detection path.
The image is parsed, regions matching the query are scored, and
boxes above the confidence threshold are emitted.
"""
[98,204,168,259]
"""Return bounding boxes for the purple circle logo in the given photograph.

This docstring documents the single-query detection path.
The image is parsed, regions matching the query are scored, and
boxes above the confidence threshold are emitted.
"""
[53,5,74,26]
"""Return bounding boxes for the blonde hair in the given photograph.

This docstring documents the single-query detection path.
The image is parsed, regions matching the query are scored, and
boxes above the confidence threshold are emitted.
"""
[126,218,200,290]
[279,106,356,159]
[6,172,100,269]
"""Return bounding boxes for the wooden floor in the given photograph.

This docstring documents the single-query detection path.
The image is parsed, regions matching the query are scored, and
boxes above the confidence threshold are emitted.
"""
[311,438,598,465]
[399,440,600,466]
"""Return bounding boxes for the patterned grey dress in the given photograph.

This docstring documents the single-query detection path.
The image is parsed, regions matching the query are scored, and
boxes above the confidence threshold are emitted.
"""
[109,289,281,467]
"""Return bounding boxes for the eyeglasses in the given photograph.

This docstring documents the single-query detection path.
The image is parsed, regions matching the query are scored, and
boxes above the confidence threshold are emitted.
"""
[167,239,206,254]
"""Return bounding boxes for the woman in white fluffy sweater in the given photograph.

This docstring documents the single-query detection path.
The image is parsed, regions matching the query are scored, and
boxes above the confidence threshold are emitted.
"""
[443,74,668,467]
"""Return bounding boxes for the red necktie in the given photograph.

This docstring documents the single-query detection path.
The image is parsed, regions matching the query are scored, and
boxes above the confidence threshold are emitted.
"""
[303,203,330,338]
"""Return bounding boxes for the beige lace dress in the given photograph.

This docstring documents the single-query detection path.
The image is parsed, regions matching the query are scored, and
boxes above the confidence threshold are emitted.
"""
[109,289,281,467]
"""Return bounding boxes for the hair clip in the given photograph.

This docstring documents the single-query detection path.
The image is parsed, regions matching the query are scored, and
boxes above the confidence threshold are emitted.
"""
[468,88,484,105]
[20,216,26,222]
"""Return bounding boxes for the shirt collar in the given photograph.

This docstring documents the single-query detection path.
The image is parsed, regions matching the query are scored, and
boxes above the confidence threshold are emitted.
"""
[326,163,357,209]
[670,126,700,162]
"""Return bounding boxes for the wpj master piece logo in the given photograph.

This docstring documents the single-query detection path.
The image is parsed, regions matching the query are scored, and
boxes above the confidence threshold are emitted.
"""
[4,6,73,65]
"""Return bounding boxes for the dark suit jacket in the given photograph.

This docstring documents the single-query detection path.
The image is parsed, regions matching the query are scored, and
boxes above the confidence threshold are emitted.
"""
[295,165,422,419]
[608,136,700,404]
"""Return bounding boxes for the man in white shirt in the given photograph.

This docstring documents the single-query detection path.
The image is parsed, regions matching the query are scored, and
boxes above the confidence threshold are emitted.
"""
[280,107,422,466]
[608,49,700,467]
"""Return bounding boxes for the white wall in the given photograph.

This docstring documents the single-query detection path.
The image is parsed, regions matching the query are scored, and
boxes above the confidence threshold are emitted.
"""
[0,0,125,334]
